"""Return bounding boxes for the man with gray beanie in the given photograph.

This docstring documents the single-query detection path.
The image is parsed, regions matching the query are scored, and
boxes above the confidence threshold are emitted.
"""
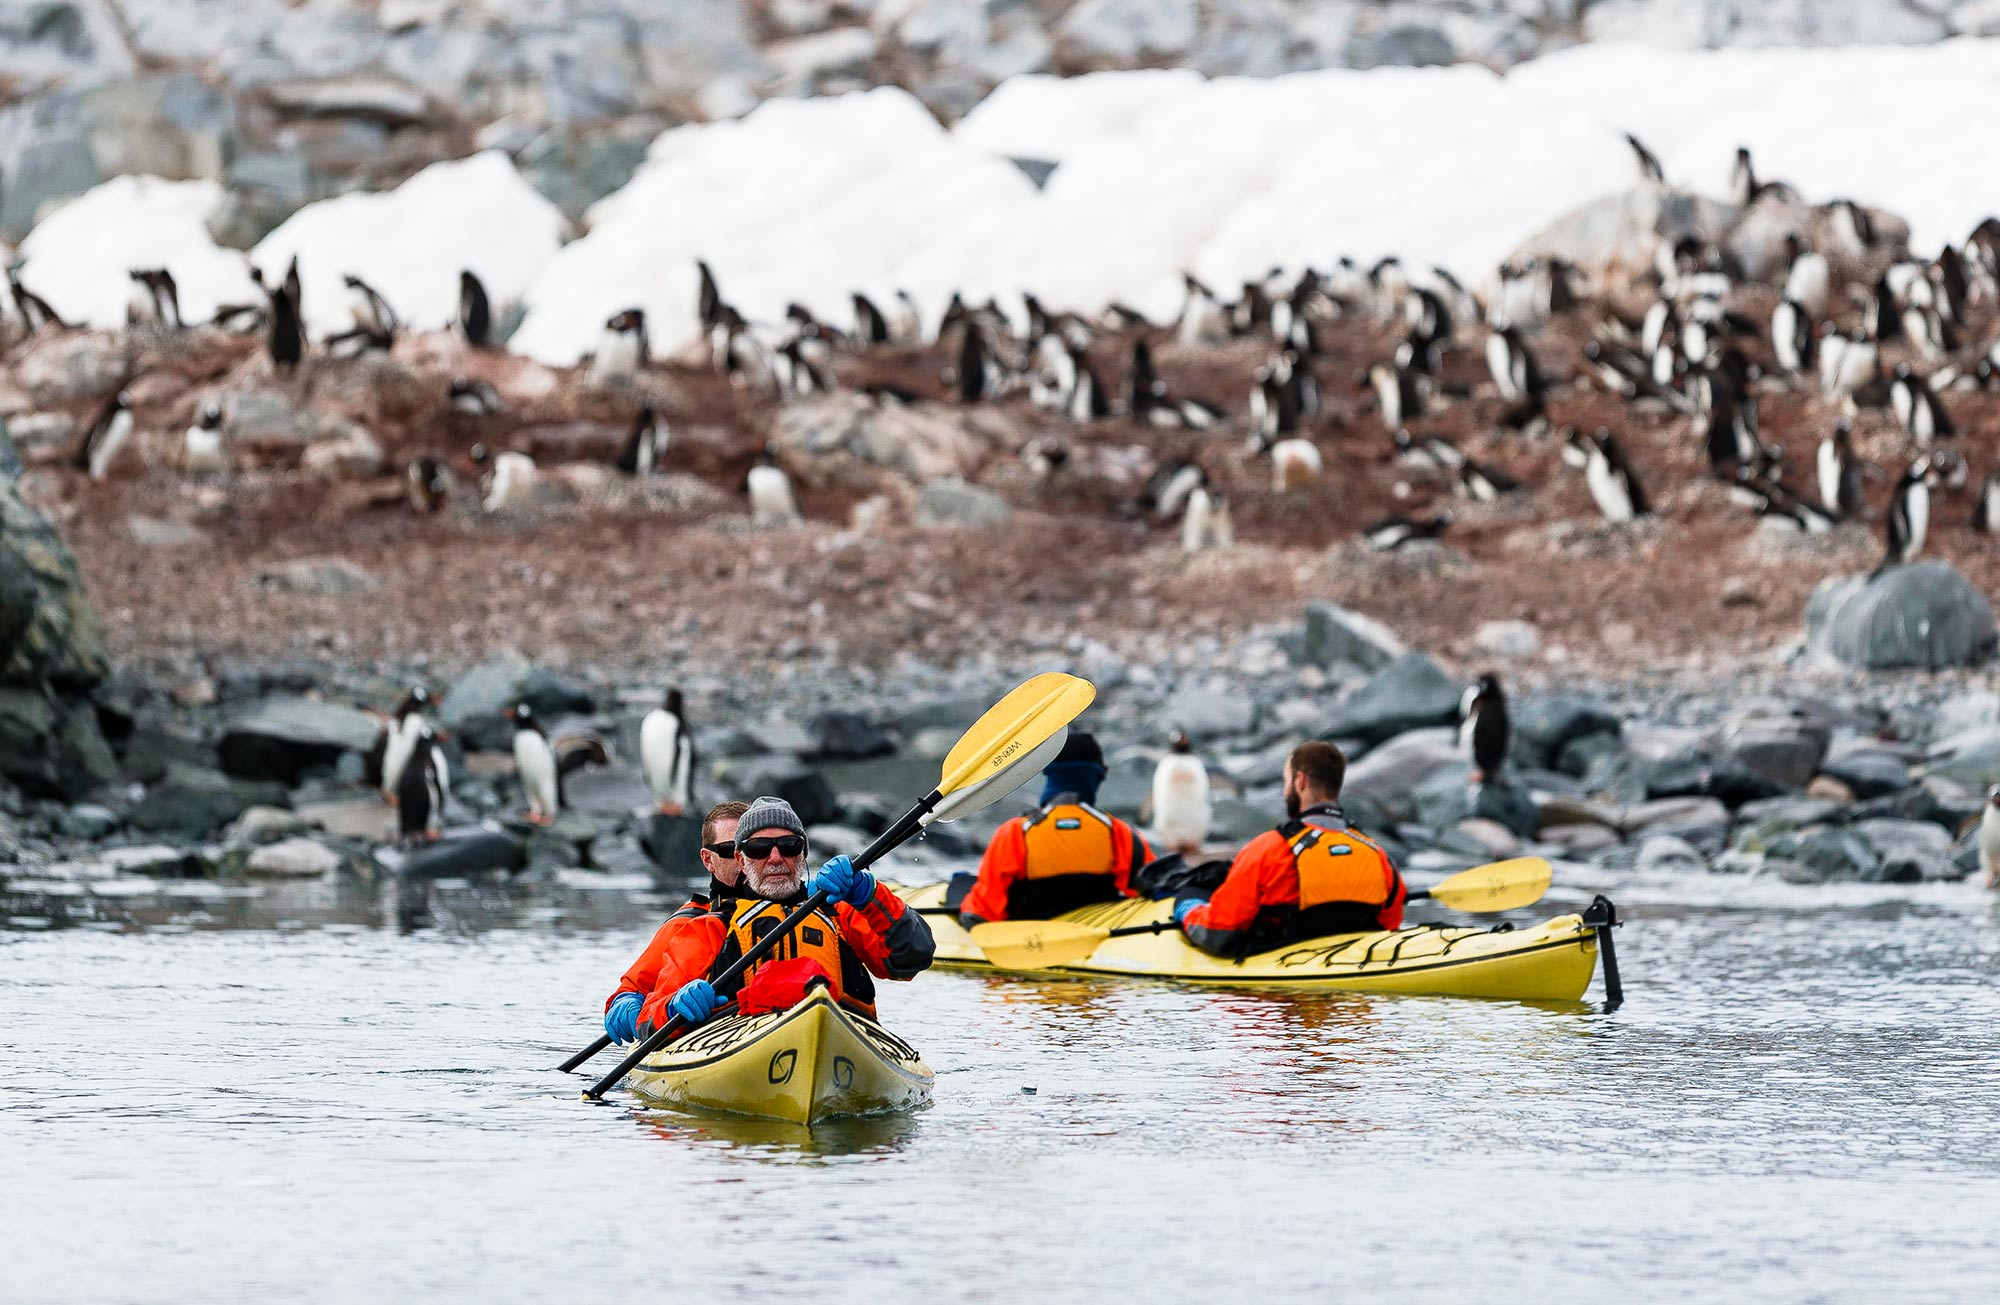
[959,731,1152,927]
[635,795,936,1034]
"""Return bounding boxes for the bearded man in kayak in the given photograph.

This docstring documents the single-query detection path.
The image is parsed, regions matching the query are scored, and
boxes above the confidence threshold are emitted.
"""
[958,732,1152,928]
[1175,741,1406,956]
[601,800,747,1045]
[642,795,936,1034]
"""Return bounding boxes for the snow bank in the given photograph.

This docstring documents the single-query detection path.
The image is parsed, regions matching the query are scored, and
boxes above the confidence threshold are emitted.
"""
[517,38,2000,362]
[252,151,564,339]
[17,176,257,327]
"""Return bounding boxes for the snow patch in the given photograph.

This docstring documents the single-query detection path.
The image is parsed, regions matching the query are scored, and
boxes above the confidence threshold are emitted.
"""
[17,176,257,328]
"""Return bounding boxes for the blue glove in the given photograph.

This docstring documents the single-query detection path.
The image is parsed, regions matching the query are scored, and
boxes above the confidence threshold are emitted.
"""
[809,854,875,908]
[667,979,721,1026]
[1173,898,1207,926]
[604,991,643,1044]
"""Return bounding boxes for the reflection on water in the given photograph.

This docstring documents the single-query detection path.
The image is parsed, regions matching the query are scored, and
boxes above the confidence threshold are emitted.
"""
[7,878,2000,1302]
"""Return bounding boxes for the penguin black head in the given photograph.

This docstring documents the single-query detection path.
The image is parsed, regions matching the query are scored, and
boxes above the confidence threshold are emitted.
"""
[469,443,491,466]
[200,400,222,427]
[1894,363,1913,382]
[506,702,541,733]
[1170,731,1192,754]
[664,688,684,715]
[114,391,131,409]
[1987,783,2000,811]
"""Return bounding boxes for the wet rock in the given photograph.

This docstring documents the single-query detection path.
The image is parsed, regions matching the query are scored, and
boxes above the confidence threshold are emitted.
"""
[915,476,1011,527]
[588,828,658,877]
[130,763,289,839]
[1719,719,1830,791]
[814,710,896,760]
[1816,747,1912,799]
[1319,652,1461,749]
[1161,683,1256,738]
[55,802,119,840]
[1512,696,1621,770]
[1542,822,1622,858]
[381,827,527,880]
[562,766,653,817]
[293,797,393,842]
[1644,746,1790,806]
[441,661,595,751]
[226,805,312,845]
[1636,833,1706,874]
[0,690,119,800]
[1733,795,1847,833]
[1450,816,1521,860]
[1300,601,1403,672]
[1412,766,1536,839]
[719,756,839,826]
[217,696,381,785]
[1852,817,1960,882]
[243,837,344,878]
[1620,796,1730,854]
[1768,826,1880,882]
[1,471,109,690]
[1806,560,1997,671]
[1343,728,1460,817]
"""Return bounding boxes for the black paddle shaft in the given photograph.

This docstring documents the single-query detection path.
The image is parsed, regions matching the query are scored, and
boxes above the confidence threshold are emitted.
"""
[578,790,940,1099]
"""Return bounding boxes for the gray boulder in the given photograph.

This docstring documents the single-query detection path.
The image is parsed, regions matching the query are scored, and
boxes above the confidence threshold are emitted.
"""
[1636,834,1706,874]
[216,696,381,785]
[640,811,705,874]
[814,710,896,760]
[441,661,595,751]
[915,477,1011,527]
[1161,683,1256,738]
[1320,652,1461,749]
[1057,0,1199,64]
[1806,560,1997,671]
[130,763,290,839]
[1852,817,1961,882]
[1719,719,1830,791]
[1816,747,1912,799]
[1300,601,1402,672]
[0,688,119,801]
[1768,826,1881,882]
[1412,766,1537,839]
[1,473,109,690]
[1512,696,1621,770]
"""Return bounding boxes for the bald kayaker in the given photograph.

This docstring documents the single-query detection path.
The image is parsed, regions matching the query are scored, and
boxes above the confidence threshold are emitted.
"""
[601,800,747,1046]
[1175,741,1406,956]
[642,796,935,1033]
[958,732,1152,927]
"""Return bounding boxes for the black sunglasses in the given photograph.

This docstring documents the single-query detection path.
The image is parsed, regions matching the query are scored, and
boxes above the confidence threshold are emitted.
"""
[702,841,735,858]
[738,834,807,860]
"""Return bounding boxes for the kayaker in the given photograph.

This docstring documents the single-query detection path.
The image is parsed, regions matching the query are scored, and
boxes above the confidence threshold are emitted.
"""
[642,796,935,1032]
[1174,741,1406,956]
[601,800,747,1045]
[958,732,1152,927]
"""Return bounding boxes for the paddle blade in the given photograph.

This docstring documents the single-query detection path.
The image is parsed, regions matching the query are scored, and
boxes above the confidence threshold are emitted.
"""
[967,919,1111,970]
[937,673,1095,801]
[1424,857,1552,913]
[923,727,1067,825]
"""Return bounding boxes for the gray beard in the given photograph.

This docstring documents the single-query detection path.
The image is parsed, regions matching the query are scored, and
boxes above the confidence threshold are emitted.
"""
[744,862,803,899]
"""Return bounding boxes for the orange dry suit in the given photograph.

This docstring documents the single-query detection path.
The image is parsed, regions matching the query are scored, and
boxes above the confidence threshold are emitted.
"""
[604,877,735,1016]
[1180,802,1405,957]
[958,794,1152,926]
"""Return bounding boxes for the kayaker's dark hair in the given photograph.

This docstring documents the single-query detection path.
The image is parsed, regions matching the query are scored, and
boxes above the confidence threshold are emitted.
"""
[703,800,750,847]
[1288,741,1347,800]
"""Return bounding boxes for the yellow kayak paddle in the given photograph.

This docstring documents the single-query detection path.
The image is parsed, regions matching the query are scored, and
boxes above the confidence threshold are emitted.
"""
[968,856,1554,972]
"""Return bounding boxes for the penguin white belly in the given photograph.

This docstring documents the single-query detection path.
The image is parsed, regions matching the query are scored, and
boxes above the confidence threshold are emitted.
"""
[1905,484,1929,557]
[1271,438,1322,492]
[1980,807,2000,883]
[515,733,560,817]
[1816,441,1841,514]
[640,712,685,805]
[184,426,226,476]
[484,453,538,512]
[1835,343,1876,399]
[747,465,799,524]
[381,715,421,801]
[1585,452,1633,523]
[1372,371,1402,428]
[1150,756,1212,852]
[589,330,638,384]
[89,411,134,482]
[1485,334,1517,400]
[1180,487,1213,554]
[127,280,158,326]
[1785,255,1830,318]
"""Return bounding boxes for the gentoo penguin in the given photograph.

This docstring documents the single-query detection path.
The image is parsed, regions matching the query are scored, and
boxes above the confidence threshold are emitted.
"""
[1149,732,1212,857]
[1127,338,1223,429]
[1864,275,1903,344]
[1782,235,1831,319]
[7,267,64,331]
[948,322,997,402]
[1062,343,1111,422]
[1623,132,1667,184]
[507,702,560,826]
[1023,434,1069,479]
[182,400,227,477]
[209,300,265,334]
[1177,274,1228,347]
[640,688,696,816]
[448,377,501,415]
[587,308,649,385]
[1457,458,1520,502]
[1974,467,2000,534]
[1391,428,1462,476]
[696,260,724,335]
[344,274,397,339]
[476,447,538,512]
[1139,459,1205,522]
[773,334,835,398]
[254,268,303,373]
[1889,365,1953,445]
[1363,510,1452,551]
[616,405,663,476]
[887,290,923,345]
[395,724,448,844]
[407,455,448,513]
[1819,327,1877,402]
[852,292,892,346]
[71,390,134,482]
[380,687,435,804]
[1367,361,1421,430]
[458,270,492,347]
[127,269,181,330]
[1180,481,1232,554]
[1934,246,1969,324]
[1261,433,1322,493]
[1878,458,1932,574]
[283,256,303,321]
[1771,298,1813,376]
[1817,420,1867,519]
[746,444,800,525]
[1484,324,1540,402]
[1459,674,1509,782]
[1904,302,1954,361]
[1979,785,2000,889]
[1569,426,1649,522]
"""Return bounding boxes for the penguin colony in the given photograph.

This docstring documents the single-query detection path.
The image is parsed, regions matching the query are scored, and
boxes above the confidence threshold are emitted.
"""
[15,140,2000,582]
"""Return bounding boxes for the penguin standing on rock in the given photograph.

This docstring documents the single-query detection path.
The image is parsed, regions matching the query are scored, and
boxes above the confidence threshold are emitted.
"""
[8,267,64,331]
[395,724,449,844]
[380,687,435,804]
[508,703,560,827]
[641,689,696,816]
[1180,478,1232,554]
[254,267,303,373]
[1459,674,1509,783]
[1878,457,1932,574]
[1979,784,2000,889]
[746,444,801,525]
[71,391,134,482]
[1149,732,1212,857]
[458,270,493,347]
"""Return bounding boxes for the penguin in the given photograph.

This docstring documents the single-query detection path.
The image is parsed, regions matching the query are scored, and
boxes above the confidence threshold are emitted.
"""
[1730,147,1759,207]
[1974,468,2000,534]
[254,267,303,373]
[1177,274,1227,346]
[395,724,449,844]
[1367,361,1421,430]
[1063,343,1110,422]
[1934,246,1969,324]
[587,308,649,385]
[283,256,303,320]
[1027,333,1073,412]
[1140,459,1205,522]
[1574,427,1649,522]
[1127,338,1220,428]
[1263,434,1323,493]
[1457,458,1520,502]
[1023,434,1069,480]
[71,390,134,482]
[458,270,493,347]
[1739,474,1836,534]
[1364,510,1452,552]
[8,267,64,331]
[1771,297,1813,376]
[1581,338,1645,399]
[852,292,892,346]
[949,321,997,402]
[448,377,502,416]
[1819,327,1877,402]
[344,273,398,340]
[1391,428,1462,476]
[746,444,801,525]
[1484,324,1540,402]
[1149,732,1212,857]
[407,455,448,514]
[127,269,180,329]
[182,400,228,477]
[508,702,561,826]
[1700,381,1759,479]
[640,688,696,816]
[379,687,435,804]
[1180,482,1231,553]
[1981,784,2000,890]
[1889,366,1953,445]
[696,260,723,335]
[1817,420,1867,519]
[1879,458,1932,574]
[1864,275,1902,344]
[888,290,924,345]
[616,405,663,477]
[1782,235,1830,319]
[479,449,538,512]
[1459,674,1509,782]
[1624,132,1666,185]
[209,300,265,334]
[1904,303,1954,361]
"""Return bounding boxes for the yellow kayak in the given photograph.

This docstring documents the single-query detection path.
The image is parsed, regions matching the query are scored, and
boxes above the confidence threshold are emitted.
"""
[894,882,1606,1002]
[626,989,934,1124]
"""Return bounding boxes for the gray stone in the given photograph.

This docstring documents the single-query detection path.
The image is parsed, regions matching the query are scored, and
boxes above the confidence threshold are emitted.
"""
[814,711,896,760]
[518,129,651,222]
[1644,746,1790,806]
[56,803,119,840]
[1542,822,1622,858]
[641,811,705,872]
[1767,826,1881,882]
[1300,601,1403,672]
[0,690,119,801]
[1412,765,1536,838]
[217,697,381,785]
[0,422,21,479]
[1472,619,1541,660]
[1636,834,1706,874]
[225,805,312,845]
[253,557,379,596]
[1057,0,1199,64]
[440,662,595,751]
[718,756,840,827]
[1621,795,1730,836]
[1733,795,1846,833]
[1852,817,1960,882]
[587,829,658,877]
[1806,560,1997,671]
[915,476,1011,527]
[1816,749,1912,800]
[1342,728,1460,818]
[130,763,290,839]
[1347,21,1454,69]
[1161,683,1256,739]
[244,837,344,878]
[1513,696,1621,770]
[1319,652,1462,749]
[561,766,653,817]
[0,467,110,690]
[1719,720,1830,791]
[126,517,205,548]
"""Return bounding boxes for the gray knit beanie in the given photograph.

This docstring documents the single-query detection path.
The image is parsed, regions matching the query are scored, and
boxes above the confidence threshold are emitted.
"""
[737,795,807,843]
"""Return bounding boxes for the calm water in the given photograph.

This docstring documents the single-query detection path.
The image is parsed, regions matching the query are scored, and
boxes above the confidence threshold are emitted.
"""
[5,872,2000,1304]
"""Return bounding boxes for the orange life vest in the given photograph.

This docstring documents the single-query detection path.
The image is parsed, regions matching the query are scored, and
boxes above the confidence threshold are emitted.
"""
[1285,819,1396,909]
[709,897,877,1018]
[1020,801,1123,879]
